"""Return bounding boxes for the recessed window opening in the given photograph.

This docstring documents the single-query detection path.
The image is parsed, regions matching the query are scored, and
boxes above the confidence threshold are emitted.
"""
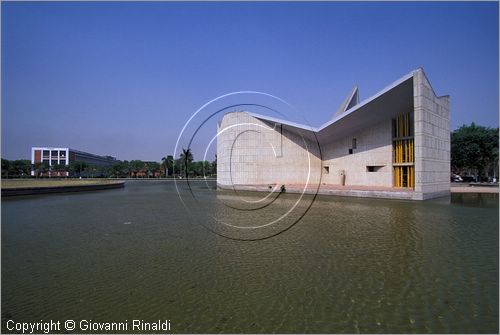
[367,166,383,172]
[352,138,357,149]
[323,166,330,174]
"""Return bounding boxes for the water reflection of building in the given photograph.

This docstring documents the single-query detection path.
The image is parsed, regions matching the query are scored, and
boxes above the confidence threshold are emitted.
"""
[217,68,450,200]
[30,147,117,176]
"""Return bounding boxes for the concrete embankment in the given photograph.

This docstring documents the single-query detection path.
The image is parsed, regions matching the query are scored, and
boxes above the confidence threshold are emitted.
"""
[1,179,125,197]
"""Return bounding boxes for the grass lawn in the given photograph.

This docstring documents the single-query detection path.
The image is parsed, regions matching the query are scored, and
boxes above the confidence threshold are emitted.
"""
[1,179,122,189]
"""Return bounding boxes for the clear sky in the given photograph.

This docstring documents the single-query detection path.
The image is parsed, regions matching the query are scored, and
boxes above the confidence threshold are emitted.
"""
[2,1,498,161]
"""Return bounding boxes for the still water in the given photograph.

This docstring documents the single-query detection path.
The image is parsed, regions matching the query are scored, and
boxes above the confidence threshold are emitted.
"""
[2,181,498,333]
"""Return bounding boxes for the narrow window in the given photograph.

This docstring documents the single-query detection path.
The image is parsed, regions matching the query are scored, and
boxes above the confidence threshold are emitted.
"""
[323,166,330,174]
[352,138,357,149]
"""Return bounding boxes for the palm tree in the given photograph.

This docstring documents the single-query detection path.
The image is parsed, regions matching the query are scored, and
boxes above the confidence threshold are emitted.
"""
[180,148,193,178]
[161,155,174,177]
[166,155,174,177]
[161,157,168,177]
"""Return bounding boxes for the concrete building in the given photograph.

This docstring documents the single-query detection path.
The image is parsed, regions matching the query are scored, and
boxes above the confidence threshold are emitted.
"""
[216,68,450,200]
[31,147,117,176]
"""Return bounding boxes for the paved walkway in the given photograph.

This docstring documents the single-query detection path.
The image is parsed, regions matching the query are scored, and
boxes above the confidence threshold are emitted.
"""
[226,183,499,200]
[243,183,498,194]
[450,186,499,194]
[228,183,415,200]
[286,183,412,193]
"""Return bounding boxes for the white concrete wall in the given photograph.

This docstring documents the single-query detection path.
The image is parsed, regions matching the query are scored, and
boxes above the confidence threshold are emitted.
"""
[217,112,393,188]
[217,112,322,187]
[217,69,450,201]
[413,69,451,199]
[321,119,393,186]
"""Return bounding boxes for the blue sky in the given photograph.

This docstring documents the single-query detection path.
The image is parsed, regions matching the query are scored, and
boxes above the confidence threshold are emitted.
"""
[2,1,498,161]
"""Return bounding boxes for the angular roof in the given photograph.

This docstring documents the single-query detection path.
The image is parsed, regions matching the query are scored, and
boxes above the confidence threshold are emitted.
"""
[247,69,421,144]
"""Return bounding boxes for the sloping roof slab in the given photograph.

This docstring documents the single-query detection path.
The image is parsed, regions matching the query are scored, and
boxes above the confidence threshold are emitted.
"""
[248,70,416,146]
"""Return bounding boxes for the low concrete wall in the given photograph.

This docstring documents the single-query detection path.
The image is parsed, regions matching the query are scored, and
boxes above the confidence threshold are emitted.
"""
[1,181,125,197]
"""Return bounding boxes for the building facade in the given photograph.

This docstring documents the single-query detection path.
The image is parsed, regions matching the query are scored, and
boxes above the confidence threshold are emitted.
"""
[216,68,450,200]
[31,147,117,176]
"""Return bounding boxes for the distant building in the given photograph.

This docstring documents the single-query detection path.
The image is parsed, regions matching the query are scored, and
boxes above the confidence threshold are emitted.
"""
[217,68,450,200]
[31,147,117,176]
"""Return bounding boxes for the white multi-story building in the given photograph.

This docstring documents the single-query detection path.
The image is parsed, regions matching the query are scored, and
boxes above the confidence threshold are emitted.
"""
[31,147,117,176]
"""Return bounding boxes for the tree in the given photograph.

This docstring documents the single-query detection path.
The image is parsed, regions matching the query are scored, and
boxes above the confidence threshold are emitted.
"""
[191,160,211,177]
[211,154,217,176]
[51,162,66,177]
[161,155,174,177]
[146,162,161,178]
[166,155,174,177]
[108,161,130,178]
[108,162,125,178]
[451,123,499,181]
[161,157,168,177]
[130,160,144,178]
[180,148,193,178]
[94,164,108,178]
[83,164,98,178]
[2,159,10,178]
[32,162,42,177]
[119,161,130,178]
[49,163,57,176]
[37,161,50,177]
[68,161,79,177]
[492,150,499,180]
[174,158,182,177]
[60,163,69,177]
[4,160,32,178]
[68,161,87,177]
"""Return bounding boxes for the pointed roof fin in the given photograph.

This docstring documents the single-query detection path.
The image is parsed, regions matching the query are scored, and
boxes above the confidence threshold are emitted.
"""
[333,86,359,119]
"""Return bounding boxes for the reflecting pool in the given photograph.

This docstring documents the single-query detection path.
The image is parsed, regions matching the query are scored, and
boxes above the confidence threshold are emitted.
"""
[2,181,498,333]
